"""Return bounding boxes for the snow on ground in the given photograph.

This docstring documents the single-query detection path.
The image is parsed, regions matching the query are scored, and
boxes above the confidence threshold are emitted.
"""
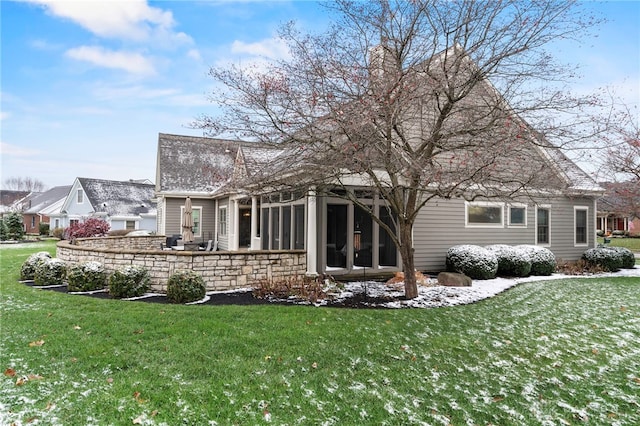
[299,266,640,309]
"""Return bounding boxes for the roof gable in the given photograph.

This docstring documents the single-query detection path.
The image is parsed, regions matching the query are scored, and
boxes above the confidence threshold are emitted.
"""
[23,186,72,214]
[157,133,281,194]
[76,178,156,217]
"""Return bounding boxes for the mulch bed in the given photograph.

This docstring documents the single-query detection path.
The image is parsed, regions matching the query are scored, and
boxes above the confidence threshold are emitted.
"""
[21,281,396,308]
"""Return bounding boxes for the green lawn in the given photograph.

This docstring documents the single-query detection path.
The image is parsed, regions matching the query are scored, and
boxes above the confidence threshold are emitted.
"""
[598,237,640,252]
[1,241,639,425]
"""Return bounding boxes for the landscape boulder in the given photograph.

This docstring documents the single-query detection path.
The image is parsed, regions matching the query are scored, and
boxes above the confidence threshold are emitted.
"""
[437,271,472,287]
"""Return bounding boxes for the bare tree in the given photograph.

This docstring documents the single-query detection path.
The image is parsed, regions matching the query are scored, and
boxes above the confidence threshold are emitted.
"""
[598,102,640,223]
[197,0,604,298]
[3,176,47,192]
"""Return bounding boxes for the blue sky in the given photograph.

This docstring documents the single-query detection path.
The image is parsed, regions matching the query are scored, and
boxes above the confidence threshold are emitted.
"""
[1,0,639,189]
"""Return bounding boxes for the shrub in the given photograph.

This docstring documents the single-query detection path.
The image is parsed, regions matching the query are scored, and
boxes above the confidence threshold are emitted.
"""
[38,222,50,236]
[485,244,532,277]
[446,245,498,280]
[51,227,65,239]
[516,245,556,275]
[3,212,24,241]
[253,275,328,303]
[609,247,636,269]
[67,261,108,292]
[108,265,150,298]
[582,247,630,272]
[34,258,67,286]
[66,218,110,241]
[166,270,206,304]
[0,219,7,241]
[20,251,52,280]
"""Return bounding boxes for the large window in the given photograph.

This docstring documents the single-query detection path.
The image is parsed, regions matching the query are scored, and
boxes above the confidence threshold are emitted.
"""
[379,206,397,267]
[294,205,305,249]
[218,206,227,236]
[575,207,588,245]
[536,207,550,245]
[466,202,504,227]
[270,207,280,249]
[326,204,348,268]
[260,200,305,250]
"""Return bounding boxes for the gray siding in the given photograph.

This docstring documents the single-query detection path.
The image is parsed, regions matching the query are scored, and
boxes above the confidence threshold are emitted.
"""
[413,196,597,272]
[165,197,217,243]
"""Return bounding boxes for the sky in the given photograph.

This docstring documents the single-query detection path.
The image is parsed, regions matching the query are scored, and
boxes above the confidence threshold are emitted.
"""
[1,0,639,189]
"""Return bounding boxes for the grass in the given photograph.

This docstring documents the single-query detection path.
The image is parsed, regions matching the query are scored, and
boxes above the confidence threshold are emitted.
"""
[598,236,640,252]
[1,241,639,425]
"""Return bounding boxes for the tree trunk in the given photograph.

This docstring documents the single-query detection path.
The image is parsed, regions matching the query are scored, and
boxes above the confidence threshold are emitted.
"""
[399,221,418,299]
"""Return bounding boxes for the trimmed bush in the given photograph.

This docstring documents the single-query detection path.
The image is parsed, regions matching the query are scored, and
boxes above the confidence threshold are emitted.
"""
[66,218,110,241]
[166,270,206,304]
[582,247,625,272]
[486,244,532,277]
[446,245,498,280]
[20,251,52,281]
[52,227,64,239]
[108,265,150,298]
[39,222,50,236]
[609,247,636,269]
[67,261,108,292]
[516,245,556,276]
[34,258,67,286]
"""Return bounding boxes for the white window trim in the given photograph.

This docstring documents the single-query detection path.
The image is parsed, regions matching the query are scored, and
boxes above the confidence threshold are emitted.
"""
[508,204,528,227]
[77,189,84,204]
[465,201,505,228]
[574,206,589,247]
[180,205,202,238]
[218,206,227,237]
[535,205,551,246]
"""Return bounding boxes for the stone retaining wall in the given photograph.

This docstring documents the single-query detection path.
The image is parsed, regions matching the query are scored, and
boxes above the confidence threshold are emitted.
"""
[57,236,307,293]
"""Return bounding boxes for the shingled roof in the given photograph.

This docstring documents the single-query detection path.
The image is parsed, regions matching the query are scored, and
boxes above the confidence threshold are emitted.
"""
[156,133,282,194]
[77,178,156,217]
[22,186,72,214]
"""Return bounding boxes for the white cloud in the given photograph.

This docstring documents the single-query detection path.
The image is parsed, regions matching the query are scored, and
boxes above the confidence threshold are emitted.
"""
[231,37,290,60]
[187,48,202,62]
[25,0,187,44]
[65,46,156,76]
[0,142,42,157]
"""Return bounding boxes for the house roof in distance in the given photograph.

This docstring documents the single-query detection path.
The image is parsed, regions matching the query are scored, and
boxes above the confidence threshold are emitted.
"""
[22,186,72,214]
[76,177,156,217]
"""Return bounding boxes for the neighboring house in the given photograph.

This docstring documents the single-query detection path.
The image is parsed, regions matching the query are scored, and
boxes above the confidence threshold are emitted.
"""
[597,181,640,236]
[0,190,30,218]
[57,178,157,232]
[20,186,72,234]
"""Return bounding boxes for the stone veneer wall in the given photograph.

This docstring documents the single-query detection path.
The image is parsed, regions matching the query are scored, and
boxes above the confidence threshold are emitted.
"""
[56,236,307,293]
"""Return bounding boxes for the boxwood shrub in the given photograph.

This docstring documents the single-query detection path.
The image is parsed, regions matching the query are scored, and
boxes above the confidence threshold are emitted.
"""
[485,244,532,277]
[67,261,108,292]
[108,265,150,298]
[516,245,556,276]
[34,258,67,286]
[446,245,498,280]
[166,270,206,304]
[581,247,632,272]
[608,246,636,269]
[20,251,52,281]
